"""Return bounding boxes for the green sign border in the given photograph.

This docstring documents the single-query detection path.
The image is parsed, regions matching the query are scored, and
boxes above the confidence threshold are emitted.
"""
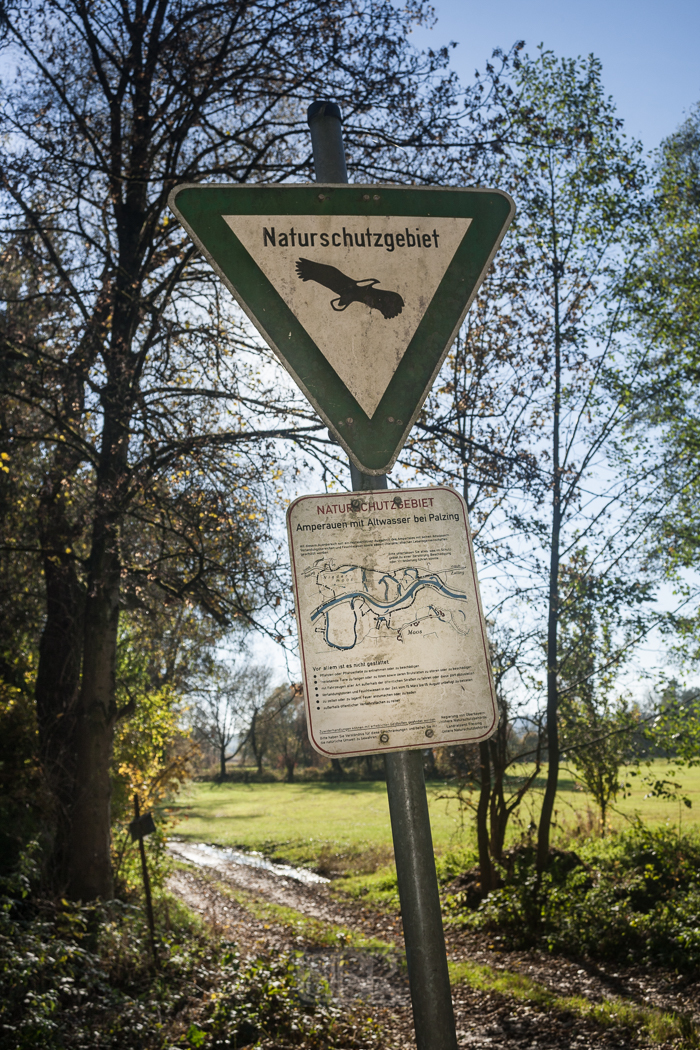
[169,184,515,474]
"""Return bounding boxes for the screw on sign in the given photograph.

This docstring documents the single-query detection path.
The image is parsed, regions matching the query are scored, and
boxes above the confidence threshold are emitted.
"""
[168,98,514,1050]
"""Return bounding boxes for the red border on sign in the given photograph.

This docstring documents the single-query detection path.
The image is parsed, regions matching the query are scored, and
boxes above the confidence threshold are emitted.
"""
[286,485,497,757]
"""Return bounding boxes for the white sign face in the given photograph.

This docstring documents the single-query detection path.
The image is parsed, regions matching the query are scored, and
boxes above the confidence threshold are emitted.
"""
[224,214,471,418]
[286,486,497,757]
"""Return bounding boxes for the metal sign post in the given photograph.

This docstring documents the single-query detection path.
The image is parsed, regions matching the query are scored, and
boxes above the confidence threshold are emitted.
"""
[307,101,458,1050]
[168,102,514,1050]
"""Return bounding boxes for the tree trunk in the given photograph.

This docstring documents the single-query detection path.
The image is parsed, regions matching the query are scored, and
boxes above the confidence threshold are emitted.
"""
[248,711,266,775]
[423,747,437,779]
[488,731,509,865]
[537,242,563,875]
[476,741,494,894]
[56,63,153,897]
[35,477,85,891]
[219,744,227,781]
[64,473,122,899]
[34,320,106,892]
[285,758,295,783]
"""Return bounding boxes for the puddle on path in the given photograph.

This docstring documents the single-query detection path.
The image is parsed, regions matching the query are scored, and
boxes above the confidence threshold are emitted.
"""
[169,840,330,885]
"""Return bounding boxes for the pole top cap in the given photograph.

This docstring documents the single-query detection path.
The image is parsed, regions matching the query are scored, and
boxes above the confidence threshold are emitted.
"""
[307,100,343,125]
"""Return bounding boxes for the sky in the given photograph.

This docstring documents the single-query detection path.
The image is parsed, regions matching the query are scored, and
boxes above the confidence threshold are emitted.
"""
[409,0,700,151]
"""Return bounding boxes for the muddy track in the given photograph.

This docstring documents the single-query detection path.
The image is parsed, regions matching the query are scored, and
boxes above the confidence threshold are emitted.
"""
[167,845,699,1049]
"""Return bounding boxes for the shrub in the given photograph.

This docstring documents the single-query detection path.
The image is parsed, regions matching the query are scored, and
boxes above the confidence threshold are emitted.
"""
[0,846,383,1049]
[201,952,381,1049]
[446,825,700,973]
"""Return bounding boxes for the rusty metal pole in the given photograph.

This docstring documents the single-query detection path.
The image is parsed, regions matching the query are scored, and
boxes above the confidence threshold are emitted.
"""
[306,101,458,1050]
[134,794,158,968]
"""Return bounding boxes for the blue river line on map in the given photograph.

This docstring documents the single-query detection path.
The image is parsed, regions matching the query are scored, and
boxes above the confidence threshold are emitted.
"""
[306,562,470,651]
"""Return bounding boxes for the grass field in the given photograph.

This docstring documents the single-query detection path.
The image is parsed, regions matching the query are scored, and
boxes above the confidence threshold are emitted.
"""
[168,760,700,874]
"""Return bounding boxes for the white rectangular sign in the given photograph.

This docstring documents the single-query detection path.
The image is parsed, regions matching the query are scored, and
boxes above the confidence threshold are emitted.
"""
[286,485,497,757]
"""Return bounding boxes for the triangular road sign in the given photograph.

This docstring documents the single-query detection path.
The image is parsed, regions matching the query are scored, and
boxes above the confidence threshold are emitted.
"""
[169,184,514,474]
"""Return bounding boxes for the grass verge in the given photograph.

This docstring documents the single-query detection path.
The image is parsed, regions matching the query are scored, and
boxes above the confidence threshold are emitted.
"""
[449,960,699,1048]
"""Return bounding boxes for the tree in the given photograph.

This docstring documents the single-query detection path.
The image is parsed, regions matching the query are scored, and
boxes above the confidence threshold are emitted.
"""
[441,625,543,895]
[563,696,635,833]
[497,52,654,872]
[0,0,504,898]
[0,236,62,869]
[479,629,543,888]
[638,682,700,809]
[402,48,653,871]
[626,104,700,660]
[631,104,700,382]
[557,556,639,833]
[240,667,278,775]
[267,683,307,782]
[192,662,259,780]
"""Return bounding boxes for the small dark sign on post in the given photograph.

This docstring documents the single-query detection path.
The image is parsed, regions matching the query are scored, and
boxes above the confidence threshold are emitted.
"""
[132,795,158,968]
[129,810,157,841]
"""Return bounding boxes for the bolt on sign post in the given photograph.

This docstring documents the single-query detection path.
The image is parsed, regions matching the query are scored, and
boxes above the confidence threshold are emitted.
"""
[168,102,513,1050]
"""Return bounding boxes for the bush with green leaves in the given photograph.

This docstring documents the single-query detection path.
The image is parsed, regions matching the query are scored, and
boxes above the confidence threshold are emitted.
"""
[0,846,382,1049]
[446,825,700,973]
[194,952,381,1050]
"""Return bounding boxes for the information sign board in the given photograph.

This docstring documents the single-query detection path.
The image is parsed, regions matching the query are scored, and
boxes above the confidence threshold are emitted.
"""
[287,485,497,756]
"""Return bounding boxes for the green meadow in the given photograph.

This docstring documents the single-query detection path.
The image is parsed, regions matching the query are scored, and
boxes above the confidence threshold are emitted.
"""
[168,760,700,874]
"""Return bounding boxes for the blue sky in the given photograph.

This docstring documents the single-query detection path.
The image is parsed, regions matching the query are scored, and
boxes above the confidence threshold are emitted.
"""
[409,0,700,150]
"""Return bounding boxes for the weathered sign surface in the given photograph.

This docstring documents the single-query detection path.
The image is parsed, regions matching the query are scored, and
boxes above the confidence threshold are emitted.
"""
[169,184,514,474]
[287,485,497,756]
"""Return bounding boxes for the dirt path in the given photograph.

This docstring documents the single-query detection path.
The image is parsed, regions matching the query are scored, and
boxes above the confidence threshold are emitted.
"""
[167,844,699,1049]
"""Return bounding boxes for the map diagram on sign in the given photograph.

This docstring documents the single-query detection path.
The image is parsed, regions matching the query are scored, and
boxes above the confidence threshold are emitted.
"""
[305,558,470,652]
[286,485,499,757]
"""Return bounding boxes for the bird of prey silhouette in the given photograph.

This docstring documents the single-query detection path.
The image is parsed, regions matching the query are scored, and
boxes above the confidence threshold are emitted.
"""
[295,258,404,319]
